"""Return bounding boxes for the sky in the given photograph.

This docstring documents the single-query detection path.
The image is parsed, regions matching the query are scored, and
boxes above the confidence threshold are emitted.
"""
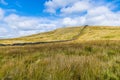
[0,0,120,38]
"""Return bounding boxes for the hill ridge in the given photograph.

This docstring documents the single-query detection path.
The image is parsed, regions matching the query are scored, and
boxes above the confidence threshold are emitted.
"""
[0,26,120,46]
[0,25,88,46]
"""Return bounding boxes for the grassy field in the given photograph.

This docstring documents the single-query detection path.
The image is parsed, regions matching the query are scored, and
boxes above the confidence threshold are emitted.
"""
[0,27,83,44]
[0,26,120,44]
[78,26,120,41]
[0,26,120,80]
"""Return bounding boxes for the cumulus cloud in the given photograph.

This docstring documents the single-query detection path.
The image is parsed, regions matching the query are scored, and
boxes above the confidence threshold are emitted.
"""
[0,9,60,38]
[45,0,120,26]
[62,17,78,26]
[61,1,90,14]
[61,6,120,26]
[0,8,4,20]
[0,26,8,38]
[45,0,92,14]
[0,0,120,38]
[85,6,120,26]
[0,27,7,33]
[44,0,79,13]
[4,14,59,31]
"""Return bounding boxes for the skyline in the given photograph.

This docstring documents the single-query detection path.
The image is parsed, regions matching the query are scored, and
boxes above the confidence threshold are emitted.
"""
[0,0,120,38]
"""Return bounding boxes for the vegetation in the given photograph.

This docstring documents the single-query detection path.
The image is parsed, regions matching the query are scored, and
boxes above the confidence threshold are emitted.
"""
[0,27,83,44]
[78,26,120,41]
[0,40,120,80]
[0,26,120,80]
[0,26,120,44]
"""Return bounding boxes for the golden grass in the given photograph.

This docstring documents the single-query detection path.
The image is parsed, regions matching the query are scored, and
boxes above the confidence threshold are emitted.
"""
[0,27,83,44]
[78,26,120,41]
[0,26,120,80]
[0,26,120,44]
[0,40,120,80]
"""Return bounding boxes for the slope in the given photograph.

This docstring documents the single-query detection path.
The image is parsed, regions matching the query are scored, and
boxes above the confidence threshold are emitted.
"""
[77,26,120,41]
[0,26,120,44]
[0,27,84,44]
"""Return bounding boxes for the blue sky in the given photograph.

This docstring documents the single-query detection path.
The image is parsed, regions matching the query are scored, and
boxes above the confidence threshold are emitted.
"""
[0,0,120,38]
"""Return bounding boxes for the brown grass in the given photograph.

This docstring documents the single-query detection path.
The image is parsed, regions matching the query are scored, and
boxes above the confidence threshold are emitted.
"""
[0,40,120,80]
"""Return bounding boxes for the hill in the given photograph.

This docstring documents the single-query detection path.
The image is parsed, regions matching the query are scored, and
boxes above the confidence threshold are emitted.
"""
[0,27,83,44]
[0,26,120,44]
[78,26,120,41]
[0,26,120,80]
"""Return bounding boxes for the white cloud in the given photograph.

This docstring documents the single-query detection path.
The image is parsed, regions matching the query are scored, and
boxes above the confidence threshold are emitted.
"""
[0,0,120,38]
[0,13,60,38]
[0,8,4,20]
[62,17,78,26]
[0,27,8,38]
[61,1,90,14]
[45,0,92,14]
[4,14,40,30]
[4,14,58,31]
[54,5,119,27]
[44,0,120,26]
[0,8,59,38]
[44,0,79,13]
[87,6,111,17]
[0,27,7,33]
[85,6,120,26]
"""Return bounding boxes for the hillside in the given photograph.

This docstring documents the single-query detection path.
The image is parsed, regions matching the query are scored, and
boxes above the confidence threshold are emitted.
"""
[0,27,83,44]
[78,26,120,41]
[0,26,120,80]
[0,26,120,44]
